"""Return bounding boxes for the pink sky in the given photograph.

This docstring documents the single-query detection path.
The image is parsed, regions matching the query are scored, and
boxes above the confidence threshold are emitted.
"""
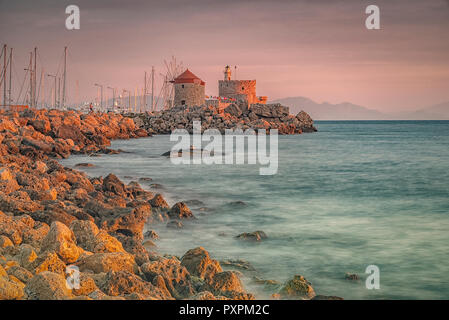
[1,0,448,112]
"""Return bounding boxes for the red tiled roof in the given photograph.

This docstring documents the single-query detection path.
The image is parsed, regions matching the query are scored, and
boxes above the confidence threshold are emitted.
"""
[173,69,205,85]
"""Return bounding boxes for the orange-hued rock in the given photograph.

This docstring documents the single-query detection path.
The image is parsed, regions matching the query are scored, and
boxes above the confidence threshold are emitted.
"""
[0,275,25,300]
[98,270,168,299]
[30,251,66,276]
[0,108,276,300]
[279,274,316,300]
[24,271,73,300]
[141,257,194,299]
[209,271,244,294]
[41,221,83,264]
[168,202,195,220]
[76,252,136,274]
[149,193,169,209]
[70,220,125,254]
[72,273,99,296]
[181,247,222,283]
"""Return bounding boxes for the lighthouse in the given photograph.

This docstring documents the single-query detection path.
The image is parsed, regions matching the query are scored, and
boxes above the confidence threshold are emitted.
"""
[224,65,232,81]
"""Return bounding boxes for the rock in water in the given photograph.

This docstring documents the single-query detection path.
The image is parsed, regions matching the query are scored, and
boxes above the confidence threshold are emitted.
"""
[344,273,360,281]
[235,231,267,242]
[166,220,184,229]
[279,275,316,300]
[180,247,222,282]
[149,194,169,209]
[168,202,195,220]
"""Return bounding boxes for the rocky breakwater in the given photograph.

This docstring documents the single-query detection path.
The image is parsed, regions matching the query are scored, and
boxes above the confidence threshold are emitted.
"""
[0,108,253,300]
[130,103,317,135]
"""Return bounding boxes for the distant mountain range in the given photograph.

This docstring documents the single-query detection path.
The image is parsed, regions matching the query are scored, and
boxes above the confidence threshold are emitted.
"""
[270,96,449,120]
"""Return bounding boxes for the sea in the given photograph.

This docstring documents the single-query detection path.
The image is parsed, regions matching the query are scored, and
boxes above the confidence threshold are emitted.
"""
[60,120,449,299]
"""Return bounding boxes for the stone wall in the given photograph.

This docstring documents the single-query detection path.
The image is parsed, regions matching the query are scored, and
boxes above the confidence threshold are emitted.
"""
[205,99,232,112]
[174,82,205,107]
[219,80,258,104]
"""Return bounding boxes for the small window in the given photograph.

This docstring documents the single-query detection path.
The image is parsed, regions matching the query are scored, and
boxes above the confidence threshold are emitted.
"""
[182,84,184,88]
[181,100,186,105]
[242,87,244,90]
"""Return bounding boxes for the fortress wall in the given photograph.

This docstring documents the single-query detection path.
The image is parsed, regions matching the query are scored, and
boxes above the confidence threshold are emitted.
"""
[218,80,257,104]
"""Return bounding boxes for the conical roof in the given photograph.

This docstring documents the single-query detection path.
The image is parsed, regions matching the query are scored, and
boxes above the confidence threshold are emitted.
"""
[173,69,205,85]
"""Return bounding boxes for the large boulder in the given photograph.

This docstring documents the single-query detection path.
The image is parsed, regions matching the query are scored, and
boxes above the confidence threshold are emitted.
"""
[29,251,67,276]
[103,173,127,196]
[99,203,152,239]
[6,265,34,283]
[208,271,254,300]
[70,220,125,253]
[29,119,51,134]
[41,221,83,264]
[250,103,289,118]
[141,257,194,299]
[25,271,73,300]
[0,275,25,300]
[99,270,166,299]
[224,104,242,117]
[180,247,222,284]
[72,273,99,296]
[76,252,136,274]
[209,271,244,293]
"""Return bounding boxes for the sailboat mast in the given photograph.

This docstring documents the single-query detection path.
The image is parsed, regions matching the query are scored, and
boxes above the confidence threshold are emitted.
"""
[151,66,155,111]
[8,48,12,106]
[144,71,147,112]
[33,47,37,107]
[2,44,6,107]
[29,52,33,106]
[62,46,67,108]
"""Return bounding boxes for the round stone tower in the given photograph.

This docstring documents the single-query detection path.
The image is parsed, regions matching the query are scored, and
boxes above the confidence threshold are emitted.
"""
[173,69,205,107]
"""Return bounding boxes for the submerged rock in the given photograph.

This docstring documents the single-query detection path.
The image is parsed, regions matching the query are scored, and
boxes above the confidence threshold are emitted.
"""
[144,230,159,240]
[167,220,184,229]
[312,295,344,300]
[221,259,257,271]
[183,199,205,207]
[75,163,95,168]
[344,273,360,281]
[279,275,316,300]
[235,231,267,242]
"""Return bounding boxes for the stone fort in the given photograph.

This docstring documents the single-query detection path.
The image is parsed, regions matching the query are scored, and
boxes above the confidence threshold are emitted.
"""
[218,65,267,105]
[173,65,267,109]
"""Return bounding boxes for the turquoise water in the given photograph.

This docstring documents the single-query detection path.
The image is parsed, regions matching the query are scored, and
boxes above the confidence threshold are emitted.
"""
[60,121,449,299]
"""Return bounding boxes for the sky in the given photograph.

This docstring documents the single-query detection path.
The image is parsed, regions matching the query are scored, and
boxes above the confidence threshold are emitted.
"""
[1,0,448,112]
